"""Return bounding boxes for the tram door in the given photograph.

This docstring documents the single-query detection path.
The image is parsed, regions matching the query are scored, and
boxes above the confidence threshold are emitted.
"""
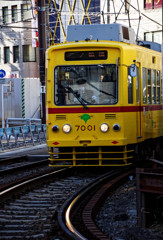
[136,64,142,139]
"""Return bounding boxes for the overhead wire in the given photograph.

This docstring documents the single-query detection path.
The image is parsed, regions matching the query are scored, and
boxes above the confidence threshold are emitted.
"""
[0,0,162,25]
[124,0,162,27]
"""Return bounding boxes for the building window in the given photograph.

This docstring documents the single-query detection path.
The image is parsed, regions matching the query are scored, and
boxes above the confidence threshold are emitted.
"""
[2,7,9,24]
[12,5,18,22]
[23,45,36,62]
[21,4,31,21]
[13,46,19,63]
[144,32,152,42]
[144,31,162,44]
[144,0,162,9]
[4,47,10,63]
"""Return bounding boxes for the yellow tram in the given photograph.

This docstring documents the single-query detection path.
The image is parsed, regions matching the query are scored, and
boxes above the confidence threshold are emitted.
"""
[46,23,162,166]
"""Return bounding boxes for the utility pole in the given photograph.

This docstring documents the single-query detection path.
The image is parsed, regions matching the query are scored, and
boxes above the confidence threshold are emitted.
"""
[37,0,47,124]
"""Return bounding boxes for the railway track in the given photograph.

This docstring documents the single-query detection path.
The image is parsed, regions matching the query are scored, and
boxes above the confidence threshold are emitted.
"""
[58,167,134,240]
[0,144,50,188]
[0,167,108,239]
[0,155,53,192]
[57,162,162,240]
[0,154,159,240]
[0,156,49,174]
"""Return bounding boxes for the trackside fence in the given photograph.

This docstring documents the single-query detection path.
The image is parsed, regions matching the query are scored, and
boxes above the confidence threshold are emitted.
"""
[0,124,46,151]
[6,118,42,128]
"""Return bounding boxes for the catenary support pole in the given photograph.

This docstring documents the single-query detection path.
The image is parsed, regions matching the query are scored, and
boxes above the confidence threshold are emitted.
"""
[37,0,47,124]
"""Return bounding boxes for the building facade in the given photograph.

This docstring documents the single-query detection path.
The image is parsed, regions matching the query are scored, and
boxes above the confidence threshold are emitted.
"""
[108,0,162,44]
[0,1,41,124]
[0,0,39,78]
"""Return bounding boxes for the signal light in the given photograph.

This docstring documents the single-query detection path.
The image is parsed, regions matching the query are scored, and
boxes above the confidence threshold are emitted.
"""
[52,125,59,132]
[113,124,120,131]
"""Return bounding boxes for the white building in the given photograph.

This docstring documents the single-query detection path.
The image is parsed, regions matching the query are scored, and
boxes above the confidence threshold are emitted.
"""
[0,1,41,124]
[0,0,39,78]
[107,0,162,44]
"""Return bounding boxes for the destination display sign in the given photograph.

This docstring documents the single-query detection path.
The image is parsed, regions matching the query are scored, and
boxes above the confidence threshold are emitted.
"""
[65,51,107,61]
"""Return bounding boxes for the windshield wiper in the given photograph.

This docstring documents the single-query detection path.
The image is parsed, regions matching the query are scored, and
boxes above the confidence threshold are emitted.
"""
[62,85,88,109]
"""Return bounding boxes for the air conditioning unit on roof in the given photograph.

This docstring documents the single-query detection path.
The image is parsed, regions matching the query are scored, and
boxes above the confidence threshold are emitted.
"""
[67,23,136,44]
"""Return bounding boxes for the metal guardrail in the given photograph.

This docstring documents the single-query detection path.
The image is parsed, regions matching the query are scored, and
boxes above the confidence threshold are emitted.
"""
[6,118,42,127]
[0,124,46,151]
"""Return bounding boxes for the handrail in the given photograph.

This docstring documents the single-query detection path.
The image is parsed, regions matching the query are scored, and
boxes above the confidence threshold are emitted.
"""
[6,118,42,127]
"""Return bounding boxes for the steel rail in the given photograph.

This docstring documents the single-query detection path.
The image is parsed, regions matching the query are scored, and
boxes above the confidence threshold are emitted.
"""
[0,158,49,175]
[58,167,134,240]
[0,167,73,203]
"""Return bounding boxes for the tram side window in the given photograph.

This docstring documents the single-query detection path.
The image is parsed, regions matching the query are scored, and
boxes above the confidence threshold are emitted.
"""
[157,70,160,104]
[147,69,151,104]
[142,68,147,104]
[136,68,139,103]
[162,77,163,103]
[128,68,133,104]
[152,70,156,104]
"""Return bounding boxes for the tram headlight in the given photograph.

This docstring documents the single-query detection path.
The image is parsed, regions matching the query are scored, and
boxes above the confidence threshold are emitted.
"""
[52,125,59,132]
[63,124,71,133]
[100,123,109,133]
[113,124,120,131]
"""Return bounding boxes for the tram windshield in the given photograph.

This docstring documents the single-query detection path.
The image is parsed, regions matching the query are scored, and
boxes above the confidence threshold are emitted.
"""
[54,64,118,107]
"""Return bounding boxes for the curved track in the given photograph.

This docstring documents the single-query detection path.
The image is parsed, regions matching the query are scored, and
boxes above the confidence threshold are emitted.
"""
[58,167,135,240]
[0,167,106,239]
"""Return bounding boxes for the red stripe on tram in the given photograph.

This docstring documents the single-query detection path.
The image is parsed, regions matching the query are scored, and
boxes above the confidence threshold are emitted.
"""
[48,105,163,114]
